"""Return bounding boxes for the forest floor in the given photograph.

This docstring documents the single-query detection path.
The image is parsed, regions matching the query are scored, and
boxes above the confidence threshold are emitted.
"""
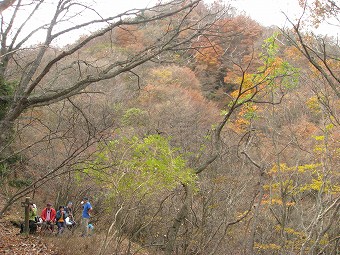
[0,200,153,255]
[0,217,60,254]
[0,215,154,255]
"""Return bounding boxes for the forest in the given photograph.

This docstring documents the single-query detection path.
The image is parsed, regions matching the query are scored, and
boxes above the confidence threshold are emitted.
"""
[0,0,339,254]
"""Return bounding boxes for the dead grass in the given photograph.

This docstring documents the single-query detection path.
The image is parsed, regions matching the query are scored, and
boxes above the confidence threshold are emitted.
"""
[53,232,160,255]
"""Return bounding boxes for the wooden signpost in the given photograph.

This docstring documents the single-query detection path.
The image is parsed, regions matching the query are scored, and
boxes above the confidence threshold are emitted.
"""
[21,197,30,234]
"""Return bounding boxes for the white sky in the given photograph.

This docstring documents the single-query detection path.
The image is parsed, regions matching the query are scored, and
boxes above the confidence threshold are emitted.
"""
[230,0,299,27]
[227,0,338,36]
[94,0,299,27]
[3,0,338,47]
[94,0,337,36]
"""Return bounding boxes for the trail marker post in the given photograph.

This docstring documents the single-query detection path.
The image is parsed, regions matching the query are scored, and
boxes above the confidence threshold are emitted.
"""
[21,197,30,234]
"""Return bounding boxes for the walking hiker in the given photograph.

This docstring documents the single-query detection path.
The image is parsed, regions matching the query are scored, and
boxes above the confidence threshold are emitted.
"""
[81,197,92,237]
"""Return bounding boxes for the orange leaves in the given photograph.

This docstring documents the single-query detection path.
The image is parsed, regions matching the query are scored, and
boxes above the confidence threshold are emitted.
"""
[228,103,258,133]
[143,83,213,111]
[138,65,220,126]
[193,15,263,68]
[284,46,303,62]
[264,56,284,74]
[214,16,262,43]
[194,41,223,67]
[115,25,145,51]
[230,117,250,133]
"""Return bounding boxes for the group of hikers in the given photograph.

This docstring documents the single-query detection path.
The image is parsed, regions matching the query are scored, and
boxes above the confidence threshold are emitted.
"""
[21,197,93,237]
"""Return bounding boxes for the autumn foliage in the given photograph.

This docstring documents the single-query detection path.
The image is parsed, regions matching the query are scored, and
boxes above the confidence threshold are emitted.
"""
[0,1,339,255]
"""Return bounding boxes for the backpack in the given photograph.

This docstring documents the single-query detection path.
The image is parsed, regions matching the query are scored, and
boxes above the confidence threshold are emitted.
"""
[35,216,42,223]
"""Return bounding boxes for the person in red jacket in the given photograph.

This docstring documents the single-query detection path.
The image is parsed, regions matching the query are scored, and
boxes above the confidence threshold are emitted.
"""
[40,202,56,233]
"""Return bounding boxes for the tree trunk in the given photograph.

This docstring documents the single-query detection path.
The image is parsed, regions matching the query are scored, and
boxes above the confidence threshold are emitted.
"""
[165,186,190,255]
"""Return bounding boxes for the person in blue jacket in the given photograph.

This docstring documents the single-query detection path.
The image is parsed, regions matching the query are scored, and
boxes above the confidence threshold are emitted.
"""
[56,206,67,235]
[81,197,92,237]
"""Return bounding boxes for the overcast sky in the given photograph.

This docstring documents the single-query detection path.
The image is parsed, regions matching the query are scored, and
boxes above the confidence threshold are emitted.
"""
[230,0,299,27]
[223,0,337,36]
[94,0,298,27]
[93,0,336,36]
[3,0,337,46]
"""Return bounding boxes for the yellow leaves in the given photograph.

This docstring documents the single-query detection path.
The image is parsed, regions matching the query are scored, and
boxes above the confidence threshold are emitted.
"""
[151,69,173,84]
[314,144,326,154]
[285,227,303,237]
[297,163,322,173]
[286,201,296,206]
[236,210,249,220]
[266,161,340,195]
[254,242,281,251]
[269,163,321,175]
[275,225,306,238]
[274,224,282,232]
[311,124,340,160]
[319,235,330,246]
[231,73,255,93]
[312,135,325,141]
[262,195,296,206]
[331,185,340,193]
[306,96,322,114]
[306,53,340,79]
[147,65,202,90]
[268,163,289,174]
[299,177,324,192]
[264,180,293,191]
[229,73,266,100]
[325,123,334,131]
[272,225,319,252]
[299,177,340,194]
[261,198,283,205]
[264,161,340,197]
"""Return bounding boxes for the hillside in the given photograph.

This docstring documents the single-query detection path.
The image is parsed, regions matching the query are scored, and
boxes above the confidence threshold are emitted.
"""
[0,0,339,254]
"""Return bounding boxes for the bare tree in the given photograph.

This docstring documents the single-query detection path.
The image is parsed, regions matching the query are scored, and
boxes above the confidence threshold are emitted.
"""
[0,0,228,216]
[280,0,340,98]
[164,35,297,253]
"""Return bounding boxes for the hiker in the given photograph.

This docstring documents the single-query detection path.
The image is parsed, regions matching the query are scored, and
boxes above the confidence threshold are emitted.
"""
[81,197,93,237]
[40,202,56,233]
[64,201,76,229]
[56,206,67,235]
[20,202,38,234]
